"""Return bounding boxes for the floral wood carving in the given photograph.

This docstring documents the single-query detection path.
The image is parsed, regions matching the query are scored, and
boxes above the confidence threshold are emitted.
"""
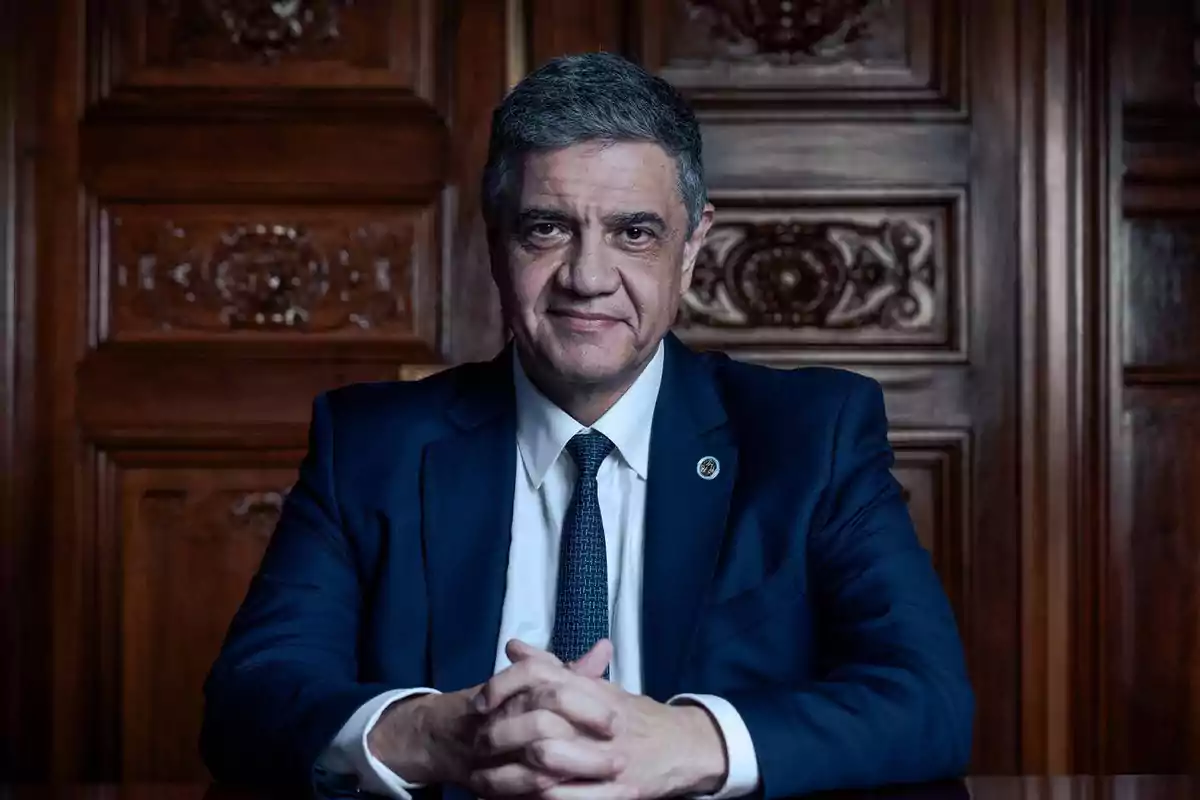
[141,486,291,544]
[155,0,353,61]
[679,217,936,330]
[114,218,413,334]
[229,489,291,539]
[686,0,880,60]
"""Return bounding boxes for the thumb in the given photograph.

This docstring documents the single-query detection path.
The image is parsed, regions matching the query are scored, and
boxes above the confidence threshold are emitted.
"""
[505,638,563,666]
[569,638,613,678]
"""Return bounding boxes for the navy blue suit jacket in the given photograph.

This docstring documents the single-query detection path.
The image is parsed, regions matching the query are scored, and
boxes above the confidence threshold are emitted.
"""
[201,335,973,798]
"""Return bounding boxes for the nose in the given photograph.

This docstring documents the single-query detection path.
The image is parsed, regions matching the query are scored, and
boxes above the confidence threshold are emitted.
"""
[556,227,620,297]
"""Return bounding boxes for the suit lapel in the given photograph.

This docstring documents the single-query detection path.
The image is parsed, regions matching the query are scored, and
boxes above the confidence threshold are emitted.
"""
[422,350,516,693]
[641,336,738,701]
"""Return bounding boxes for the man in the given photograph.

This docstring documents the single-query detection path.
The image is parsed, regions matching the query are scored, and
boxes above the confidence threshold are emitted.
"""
[201,52,973,800]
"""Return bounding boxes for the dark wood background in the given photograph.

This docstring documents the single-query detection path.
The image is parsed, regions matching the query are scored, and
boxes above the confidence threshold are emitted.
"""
[1,0,1197,783]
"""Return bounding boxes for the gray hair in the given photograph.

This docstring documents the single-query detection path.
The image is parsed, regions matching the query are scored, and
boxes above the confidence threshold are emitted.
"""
[481,52,707,236]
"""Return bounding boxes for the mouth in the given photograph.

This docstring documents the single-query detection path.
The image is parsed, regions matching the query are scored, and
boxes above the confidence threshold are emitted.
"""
[548,309,622,331]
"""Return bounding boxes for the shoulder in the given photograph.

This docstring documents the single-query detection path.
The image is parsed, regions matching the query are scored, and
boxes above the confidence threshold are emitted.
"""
[315,357,500,443]
[304,359,504,493]
[700,350,884,423]
[321,362,473,418]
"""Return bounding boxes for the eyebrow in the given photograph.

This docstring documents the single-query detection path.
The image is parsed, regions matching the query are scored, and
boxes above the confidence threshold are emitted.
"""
[511,206,672,237]
[604,211,668,233]
[515,207,669,234]
[516,207,576,227]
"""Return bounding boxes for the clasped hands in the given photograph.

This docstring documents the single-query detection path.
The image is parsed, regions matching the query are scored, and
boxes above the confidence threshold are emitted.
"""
[370,638,728,800]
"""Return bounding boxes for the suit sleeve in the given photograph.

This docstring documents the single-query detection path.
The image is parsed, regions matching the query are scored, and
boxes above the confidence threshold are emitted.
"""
[200,393,397,787]
[722,379,974,799]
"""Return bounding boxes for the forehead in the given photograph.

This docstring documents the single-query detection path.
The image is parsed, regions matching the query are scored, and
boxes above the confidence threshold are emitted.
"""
[519,141,683,217]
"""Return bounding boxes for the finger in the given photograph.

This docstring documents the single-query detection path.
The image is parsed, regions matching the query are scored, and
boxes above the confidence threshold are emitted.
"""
[568,639,613,679]
[506,638,563,667]
[470,762,560,798]
[542,781,639,800]
[528,682,617,738]
[475,658,564,714]
[479,709,576,755]
[521,737,625,780]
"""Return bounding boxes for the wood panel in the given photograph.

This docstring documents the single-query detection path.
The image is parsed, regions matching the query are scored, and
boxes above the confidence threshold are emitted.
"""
[91,0,435,97]
[701,123,970,186]
[3,0,1157,782]
[1117,0,1197,109]
[0,0,50,779]
[1107,215,1200,772]
[1102,0,1200,776]
[636,0,962,112]
[621,0,1021,772]
[1108,391,1200,772]
[101,203,437,346]
[677,190,965,360]
[80,118,448,202]
[1124,218,1200,368]
[33,0,510,780]
[890,429,971,618]
[118,461,297,779]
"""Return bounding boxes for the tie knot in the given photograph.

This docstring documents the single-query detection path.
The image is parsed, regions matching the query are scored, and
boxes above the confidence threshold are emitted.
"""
[565,431,615,479]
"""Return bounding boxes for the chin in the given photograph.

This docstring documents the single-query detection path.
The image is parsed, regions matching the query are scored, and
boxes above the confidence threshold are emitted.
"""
[547,344,638,387]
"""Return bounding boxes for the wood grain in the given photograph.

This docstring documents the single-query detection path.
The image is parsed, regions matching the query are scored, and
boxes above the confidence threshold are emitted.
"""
[8,0,1199,782]
[0,0,51,779]
[1102,0,1200,776]
[31,0,508,779]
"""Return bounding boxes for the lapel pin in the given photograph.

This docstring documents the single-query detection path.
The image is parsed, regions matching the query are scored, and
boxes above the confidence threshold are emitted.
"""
[696,456,720,480]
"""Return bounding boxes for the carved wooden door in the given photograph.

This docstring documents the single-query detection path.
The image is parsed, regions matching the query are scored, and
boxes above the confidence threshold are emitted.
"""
[39,0,508,780]
[522,0,1023,772]
[1101,0,1200,775]
[32,0,1031,781]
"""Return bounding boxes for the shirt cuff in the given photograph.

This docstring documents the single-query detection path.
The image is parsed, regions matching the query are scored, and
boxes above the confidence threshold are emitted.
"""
[668,693,761,800]
[316,687,442,800]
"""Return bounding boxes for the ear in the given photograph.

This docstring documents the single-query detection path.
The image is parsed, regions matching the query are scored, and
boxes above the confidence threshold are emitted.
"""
[679,202,715,295]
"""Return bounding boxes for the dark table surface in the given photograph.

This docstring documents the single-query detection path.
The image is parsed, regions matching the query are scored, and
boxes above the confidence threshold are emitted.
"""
[0,778,1194,799]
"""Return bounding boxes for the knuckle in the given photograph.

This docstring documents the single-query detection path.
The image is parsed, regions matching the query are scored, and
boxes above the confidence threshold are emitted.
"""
[497,691,527,717]
[532,709,558,737]
[481,723,502,751]
[538,684,563,710]
[526,738,553,768]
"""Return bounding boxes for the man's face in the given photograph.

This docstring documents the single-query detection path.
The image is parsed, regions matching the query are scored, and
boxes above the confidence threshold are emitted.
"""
[492,141,713,393]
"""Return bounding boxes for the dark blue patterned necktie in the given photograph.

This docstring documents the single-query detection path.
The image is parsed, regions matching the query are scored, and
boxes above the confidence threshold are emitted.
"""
[549,430,615,669]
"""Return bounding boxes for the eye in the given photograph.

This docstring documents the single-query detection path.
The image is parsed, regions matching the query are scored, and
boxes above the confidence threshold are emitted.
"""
[620,226,655,244]
[520,221,568,247]
[529,223,560,238]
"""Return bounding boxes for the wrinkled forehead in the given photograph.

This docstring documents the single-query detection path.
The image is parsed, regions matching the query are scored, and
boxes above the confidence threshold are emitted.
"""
[516,141,685,223]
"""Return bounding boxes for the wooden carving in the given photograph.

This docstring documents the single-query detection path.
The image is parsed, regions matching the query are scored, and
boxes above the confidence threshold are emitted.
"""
[228,489,291,539]
[640,0,947,109]
[687,0,876,60]
[679,217,936,331]
[112,216,415,335]
[667,0,906,69]
[99,0,422,94]
[154,0,352,61]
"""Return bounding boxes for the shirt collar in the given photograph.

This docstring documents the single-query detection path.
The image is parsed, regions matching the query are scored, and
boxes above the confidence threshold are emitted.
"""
[513,341,665,488]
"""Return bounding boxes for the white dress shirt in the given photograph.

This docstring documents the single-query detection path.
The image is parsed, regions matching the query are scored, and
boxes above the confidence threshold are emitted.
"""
[318,342,760,799]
